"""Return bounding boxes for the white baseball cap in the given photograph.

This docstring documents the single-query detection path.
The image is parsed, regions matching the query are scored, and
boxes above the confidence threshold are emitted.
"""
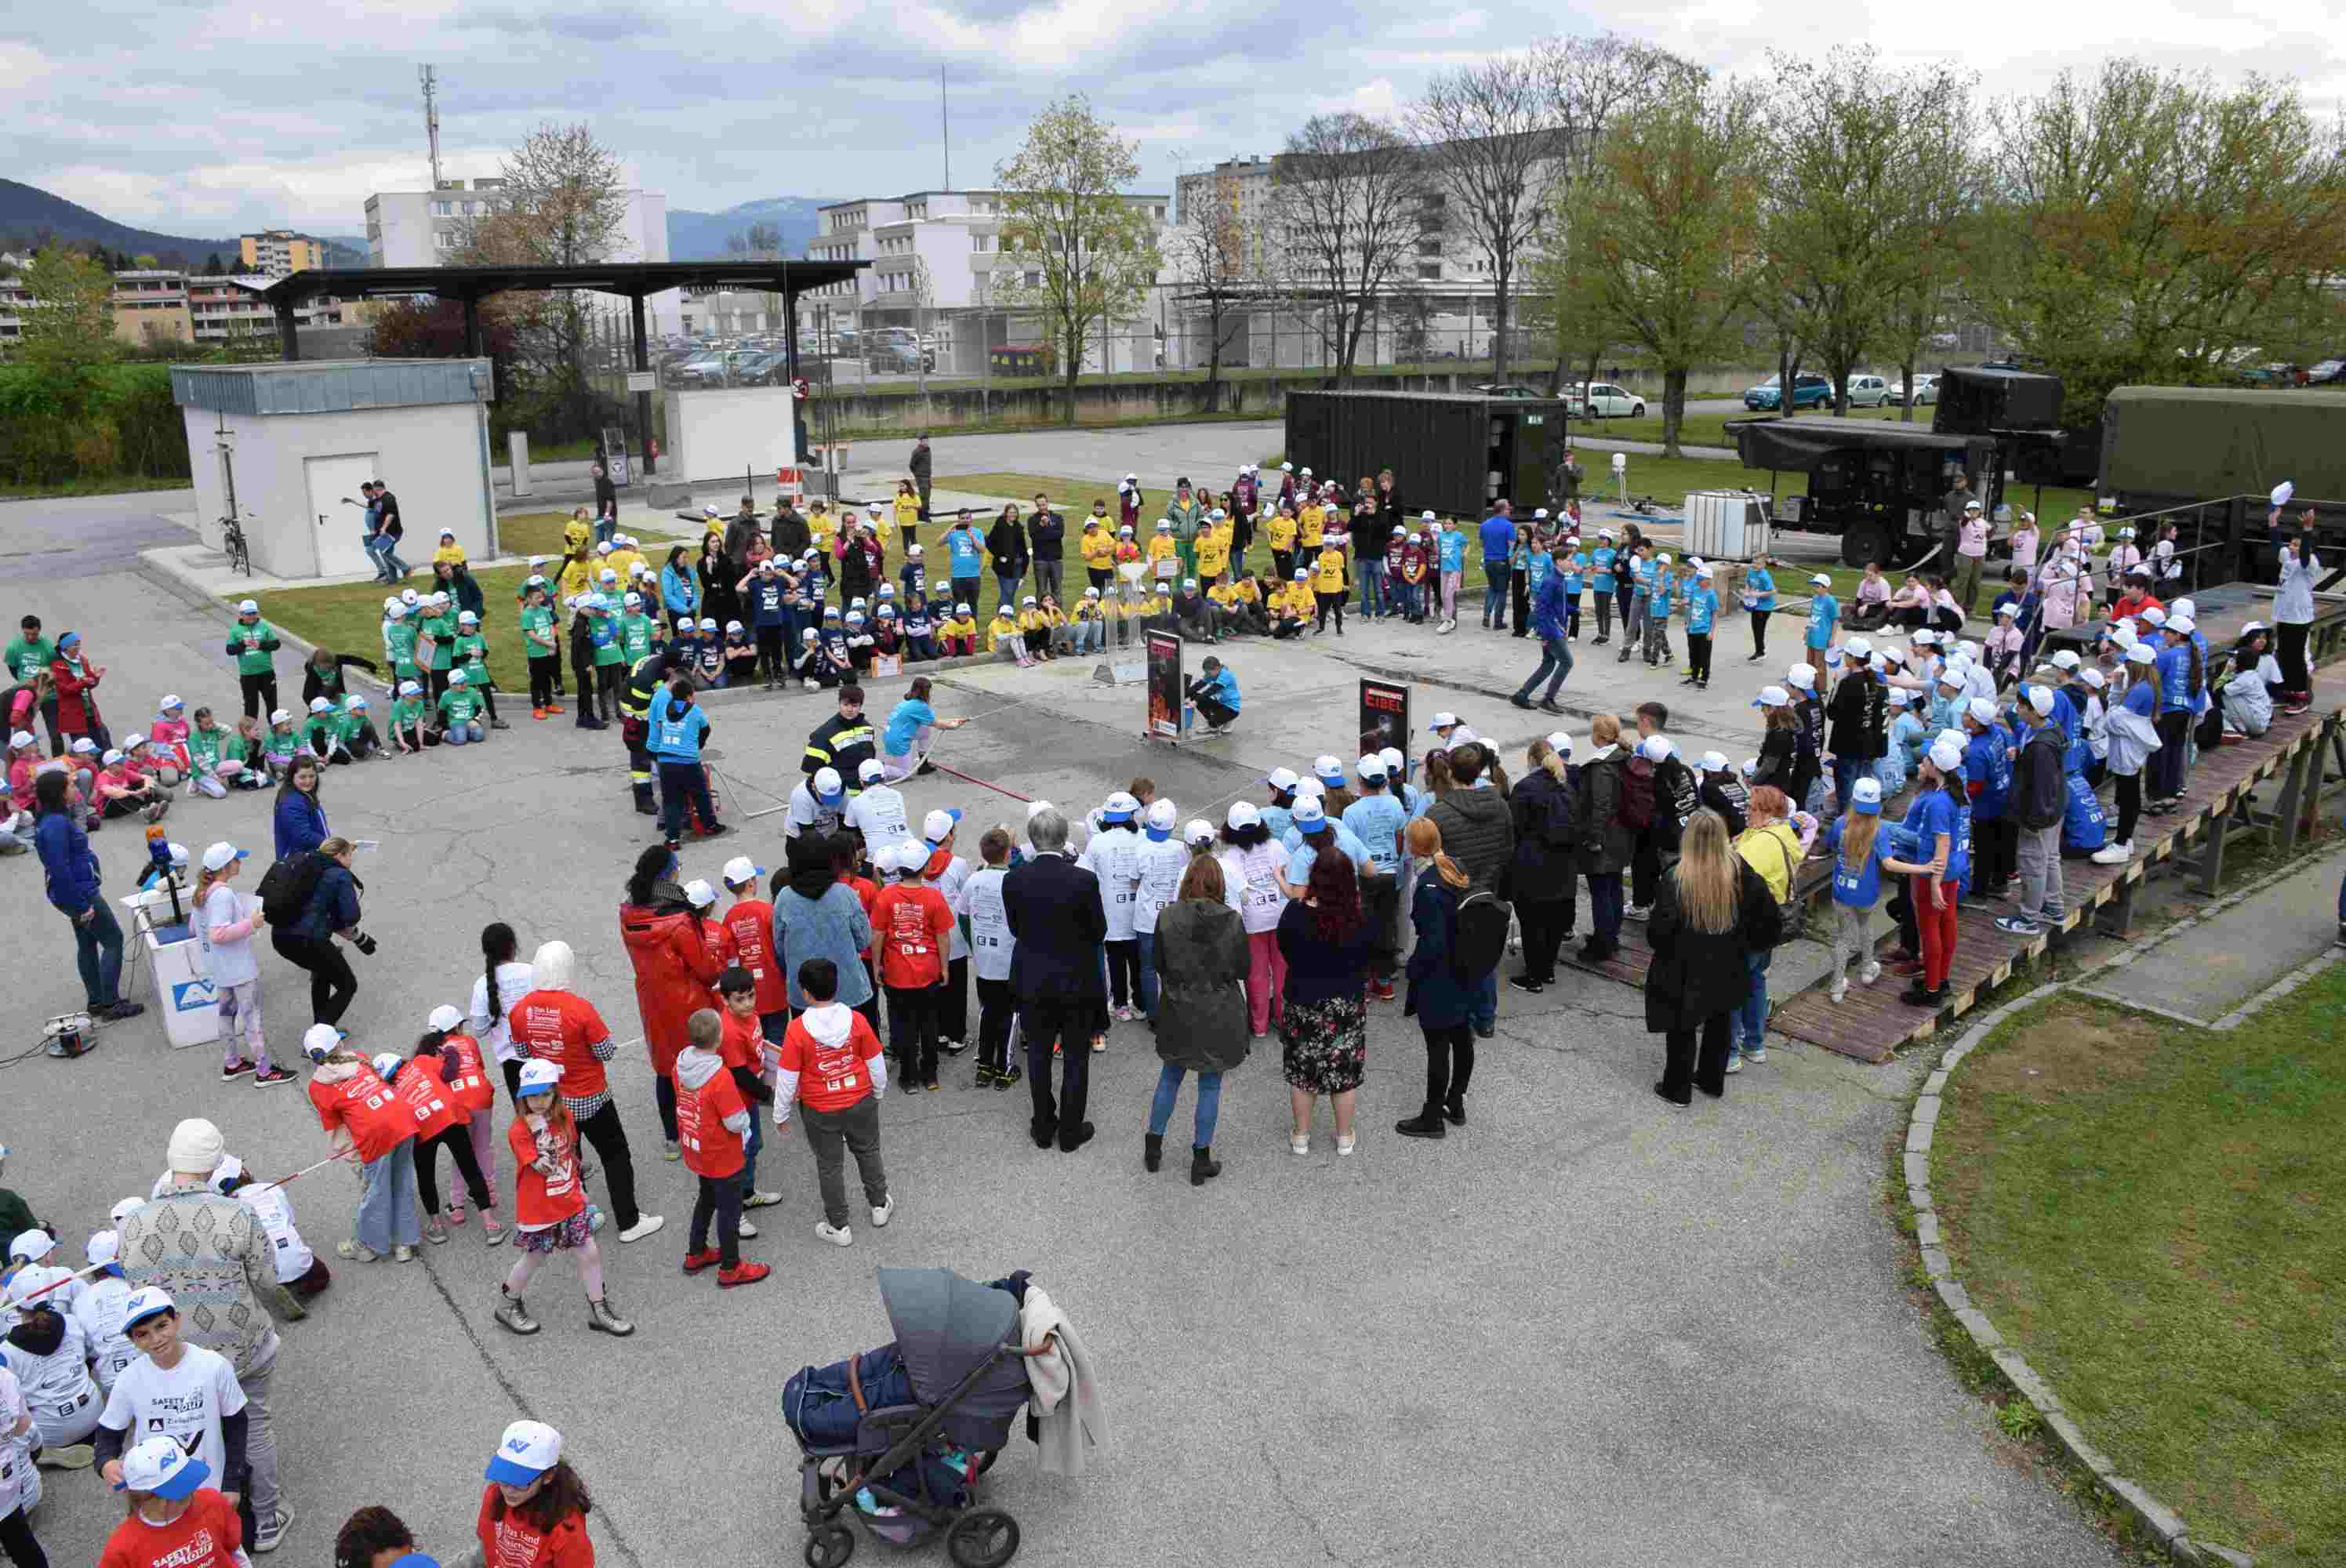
[2126,642,2157,666]
[310,697,334,714]
[858,757,886,783]
[1966,697,1998,724]
[682,878,717,909]
[516,1059,564,1095]
[813,767,844,803]
[2023,684,2055,717]
[722,855,766,886]
[448,669,468,685]
[1810,573,1832,587]
[1265,766,1301,792]
[120,1434,212,1500]
[1697,750,1728,774]
[1849,776,1884,813]
[200,842,247,873]
[1293,776,1326,800]
[5,730,31,750]
[1184,818,1217,847]
[1638,735,1673,762]
[2079,668,2108,690]
[237,599,260,615]
[1547,732,1573,757]
[1785,665,1816,691]
[11,1229,53,1263]
[1428,713,1458,731]
[1355,753,1386,779]
[1226,801,1262,829]
[1844,636,1872,658]
[271,706,293,723]
[2166,614,2195,634]
[922,809,961,843]
[87,1229,120,1267]
[1378,746,1404,775]
[486,1420,564,1486]
[1292,796,1327,827]
[1312,754,1345,782]
[1927,737,1966,771]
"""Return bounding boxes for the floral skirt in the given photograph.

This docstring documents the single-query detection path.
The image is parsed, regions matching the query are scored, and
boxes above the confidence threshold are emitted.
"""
[1279,994,1367,1094]
[514,1209,592,1254]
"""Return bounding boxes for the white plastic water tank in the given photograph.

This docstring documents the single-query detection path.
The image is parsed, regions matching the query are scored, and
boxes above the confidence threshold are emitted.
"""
[1684,490,1773,560]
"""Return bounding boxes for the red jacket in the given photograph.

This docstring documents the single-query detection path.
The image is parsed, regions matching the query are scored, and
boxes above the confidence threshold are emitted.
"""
[618,902,723,1077]
[50,655,100,734]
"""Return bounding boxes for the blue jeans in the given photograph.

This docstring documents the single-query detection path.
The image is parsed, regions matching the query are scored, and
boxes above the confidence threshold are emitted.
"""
[1359,557,1386,617]
[1831,756,1865,815]
[379,541,410,578]
[1147,1062,1222,1146]
[1483,564,1512,625]
[742,1108,765,1194]
[995,571,1023,611]
[358,1138,421,1253]
[1134,930,1160,1018]
[594,517,617,546]
[1734,949,1772,1054]
[1473,971,1497,1032]
[71,898,126,1009]
[1516,635,1572,701]
[442,722,484,745]
[364,536,393,579]
[1588,873,1625,945]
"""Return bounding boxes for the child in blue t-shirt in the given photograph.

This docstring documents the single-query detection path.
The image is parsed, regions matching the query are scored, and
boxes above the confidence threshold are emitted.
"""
[1681,567,1720,688]
[1589,535,1617,644]
[902,593,936,662]
[1825,775,1894,1000]
[1643,557,1676,668]
[1560,543,1586,641]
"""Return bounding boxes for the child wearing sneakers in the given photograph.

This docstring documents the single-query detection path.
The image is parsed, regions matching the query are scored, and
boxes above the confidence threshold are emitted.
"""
[675,1008,770,1289]
[1823,775,1892,1002]
[713,966,782,1214]
[963,828,1020,1088]
[194,843,290,1086]
[776,958,893,1247]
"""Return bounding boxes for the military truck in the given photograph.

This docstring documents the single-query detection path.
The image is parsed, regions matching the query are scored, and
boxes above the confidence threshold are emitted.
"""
[1727,416,2000,568]
[2099,387,2346,513]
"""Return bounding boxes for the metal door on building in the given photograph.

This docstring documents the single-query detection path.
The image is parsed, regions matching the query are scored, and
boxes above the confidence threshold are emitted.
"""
[305,452,380,578]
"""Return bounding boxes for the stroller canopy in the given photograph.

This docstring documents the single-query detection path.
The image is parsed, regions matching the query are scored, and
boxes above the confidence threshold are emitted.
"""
[879,1267,1030,1445]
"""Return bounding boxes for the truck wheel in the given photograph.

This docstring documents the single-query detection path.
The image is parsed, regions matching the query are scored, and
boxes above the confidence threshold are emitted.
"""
[1841,521,1892,568]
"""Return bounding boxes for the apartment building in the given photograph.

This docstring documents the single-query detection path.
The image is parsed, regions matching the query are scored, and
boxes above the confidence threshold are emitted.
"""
[364,179,669,270]
[187,276,367,344]
[238,230,325,278]
[0,255,362,348]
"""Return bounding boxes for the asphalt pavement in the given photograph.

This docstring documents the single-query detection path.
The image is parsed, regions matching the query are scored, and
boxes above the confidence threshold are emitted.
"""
[0,476,2119,1568]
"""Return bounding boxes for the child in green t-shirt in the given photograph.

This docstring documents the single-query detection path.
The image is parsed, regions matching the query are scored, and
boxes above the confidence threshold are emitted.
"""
[519,579,562,717]
[422,593,458,698]
[183,705,235,798]
[336,694,383,760]
[389,681,428,754]
[225,715,267,790]
[304,696,350,764]
[383,603,421,686]
[263,710,303,774]
[451,610,508,731]
[435,670,486,745]
[618,593,657,664]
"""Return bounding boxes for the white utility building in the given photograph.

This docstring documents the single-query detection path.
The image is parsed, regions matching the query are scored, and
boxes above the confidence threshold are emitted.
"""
[171,359,498,579]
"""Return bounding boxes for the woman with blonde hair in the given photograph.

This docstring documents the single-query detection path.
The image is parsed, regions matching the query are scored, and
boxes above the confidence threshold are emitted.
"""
[1730,785,1811,1071]
[1643,810,1781,1105]
[1396,818,1492,1138]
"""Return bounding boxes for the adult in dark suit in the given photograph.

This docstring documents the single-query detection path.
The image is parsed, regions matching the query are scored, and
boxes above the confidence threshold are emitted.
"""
[1004,807,1108,1152]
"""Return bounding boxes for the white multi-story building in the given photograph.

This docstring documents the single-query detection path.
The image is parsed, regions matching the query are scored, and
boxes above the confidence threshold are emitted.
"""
[363,178,677,329]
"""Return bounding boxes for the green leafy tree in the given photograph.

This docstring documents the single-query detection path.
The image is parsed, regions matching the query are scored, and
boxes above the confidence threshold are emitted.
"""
[1546,82,1764,456]
[993,95,1160,421]
[1970,60,2346,412]
[1874,75,1983,421]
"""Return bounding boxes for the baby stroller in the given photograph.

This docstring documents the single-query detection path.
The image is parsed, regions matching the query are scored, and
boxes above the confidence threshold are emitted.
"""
[784,1268,1033,1568]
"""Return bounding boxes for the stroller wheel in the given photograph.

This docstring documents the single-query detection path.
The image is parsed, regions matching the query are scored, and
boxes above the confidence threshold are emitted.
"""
[946,1508,1020,1568]
[803,1523,856,1568]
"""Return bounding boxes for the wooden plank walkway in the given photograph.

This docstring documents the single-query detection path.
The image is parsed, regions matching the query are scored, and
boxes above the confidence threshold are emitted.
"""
[1559,704,2346,1064]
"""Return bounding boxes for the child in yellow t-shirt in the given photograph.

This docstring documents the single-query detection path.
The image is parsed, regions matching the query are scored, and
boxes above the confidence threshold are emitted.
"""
[1079,517,1117,581]
[1146,522,1178,569]
[1266,507,1299,575]
[806,502,837,556]
[987,608,1025,662]
[432,529,467,566]
[1016,597,1055,662]
[939,607,979,656]
[1313,543,1349,634]
[1197,524,1231,584]
[1298,502,1325,552]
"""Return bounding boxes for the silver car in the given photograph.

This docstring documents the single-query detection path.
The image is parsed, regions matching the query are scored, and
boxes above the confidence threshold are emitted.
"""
[1891,374,1939,407]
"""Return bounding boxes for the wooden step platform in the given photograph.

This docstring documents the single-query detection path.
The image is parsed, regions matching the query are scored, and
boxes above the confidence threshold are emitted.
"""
[1559,704,2346,1065]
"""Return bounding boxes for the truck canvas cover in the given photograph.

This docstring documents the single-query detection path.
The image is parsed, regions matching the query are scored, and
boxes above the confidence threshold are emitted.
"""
[1730,416,1992,473]
[2101,387,2346,504]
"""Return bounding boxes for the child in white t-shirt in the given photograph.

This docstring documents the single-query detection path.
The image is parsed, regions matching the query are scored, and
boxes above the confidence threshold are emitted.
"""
[71,1232,138,1396]
[194,844,288,1086]
[94,1292,248,1504]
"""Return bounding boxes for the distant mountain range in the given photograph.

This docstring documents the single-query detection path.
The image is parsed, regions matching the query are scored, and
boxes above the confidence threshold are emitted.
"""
[666,197,835,263]
[2,177,833,271]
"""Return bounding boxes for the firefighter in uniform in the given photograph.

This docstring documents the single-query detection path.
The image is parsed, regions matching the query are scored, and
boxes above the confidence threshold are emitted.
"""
[619,648,676,817]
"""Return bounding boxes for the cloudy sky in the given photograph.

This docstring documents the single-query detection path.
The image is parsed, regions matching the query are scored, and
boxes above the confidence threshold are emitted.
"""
[13,0,2345,238]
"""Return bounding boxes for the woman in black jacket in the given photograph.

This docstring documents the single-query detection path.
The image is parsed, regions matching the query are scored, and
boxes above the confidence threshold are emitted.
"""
[1575,713,1634,963]
[986,503,1030,610]
[1643,810,1781,1105]
[1145,857,1250,1185]
[1504,736,1578,991]
[696,534,739,634]
[1822,642,1887,811]
[1396,818,1487,1139]
[300,648,381,708]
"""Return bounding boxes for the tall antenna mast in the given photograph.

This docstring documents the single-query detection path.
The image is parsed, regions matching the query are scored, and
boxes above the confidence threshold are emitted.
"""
[420,64,445,189]
[941,67,951,190]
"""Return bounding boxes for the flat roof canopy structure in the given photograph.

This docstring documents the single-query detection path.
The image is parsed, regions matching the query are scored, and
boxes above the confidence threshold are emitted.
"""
[234,259,869,474]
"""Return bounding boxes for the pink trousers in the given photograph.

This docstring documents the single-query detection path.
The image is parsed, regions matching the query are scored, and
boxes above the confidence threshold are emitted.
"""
[1245,929,1287,1036]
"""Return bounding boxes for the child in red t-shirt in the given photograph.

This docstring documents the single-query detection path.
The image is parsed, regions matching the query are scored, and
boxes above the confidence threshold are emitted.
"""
[97,1435,242,1568]
[777,956,893,1247]
[717,855,786,1037]
[398,1013,503,1245]
[868,840,955,1091]
[716,967,783,1212]
[475,1420,595,1568]
[302,1028,419,1262]
[496,1059,629,1338]
[675,1008,769,1287]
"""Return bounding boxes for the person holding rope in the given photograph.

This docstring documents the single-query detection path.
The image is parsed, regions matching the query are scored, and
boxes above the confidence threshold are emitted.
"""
[877,677,969,782]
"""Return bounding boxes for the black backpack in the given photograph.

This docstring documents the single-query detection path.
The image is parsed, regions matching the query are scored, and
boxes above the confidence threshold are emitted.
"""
[257,851,326,927]
[1451,888,1513,982]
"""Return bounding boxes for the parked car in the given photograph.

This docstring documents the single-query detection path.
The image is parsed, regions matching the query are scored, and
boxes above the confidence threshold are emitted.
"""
[864,327,936,372]
[1475,383,1551,400]
[1573,381,1647,418]
[1743,372,1832,412]
[2306,358,2346,386]
[1843,375,1891,408]
[1891,374,1939,407]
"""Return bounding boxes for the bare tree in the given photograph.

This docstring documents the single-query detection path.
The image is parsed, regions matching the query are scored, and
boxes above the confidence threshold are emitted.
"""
[1531,32,1709,394]
[1409,55,1573,385]
[1269,114,1422,384]
[1876,77,1984,422]
[993,95,1160,419]
[1165,167,1257,408]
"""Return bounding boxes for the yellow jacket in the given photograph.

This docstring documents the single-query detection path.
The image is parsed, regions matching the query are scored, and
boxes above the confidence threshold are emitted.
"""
[1266,513,1298,553]
[986,615,1020,652]
[1313,548,1348,593]
[893,493,921,533]
[1079,526,1117,570]
[806,511,837,554]
[1298,505,1325,550]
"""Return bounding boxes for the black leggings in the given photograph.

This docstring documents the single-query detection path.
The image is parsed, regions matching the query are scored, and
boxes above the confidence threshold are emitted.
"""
[1662,1013,1734,1098]
[0,1503,49,1568]
[528,653,558,708]
[691,1171,744,1269]
[238,671,277,723]
[1749,609,1769,658]
[2277,621,2312,698]
[2154,710,2192,798]
[570,653,597,718]
[572,1098,641,1232]
[271,931,358,1025]
[1517,897,1575,985]
[757,626,786,680]
[2114,771,2141,845]
[1421,1023,1475,1112]
[975,976,1015,1073]
[1688,632,1714,683]
[416,1122,491,1215]
[1314,591,1345,632]
[1105,939,1140,1008]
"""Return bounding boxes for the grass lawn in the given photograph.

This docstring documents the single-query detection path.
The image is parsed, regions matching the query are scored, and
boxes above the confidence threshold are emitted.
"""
[1,474,193,501]
[495,509,683,561]
[1932,984,2346,1566]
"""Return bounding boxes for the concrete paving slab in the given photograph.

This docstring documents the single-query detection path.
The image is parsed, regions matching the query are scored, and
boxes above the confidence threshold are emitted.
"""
[0,482,2119,1568]
[2079,851,2344,1022]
